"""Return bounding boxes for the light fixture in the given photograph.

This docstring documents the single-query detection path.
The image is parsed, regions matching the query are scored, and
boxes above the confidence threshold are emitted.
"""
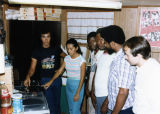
[8,0,122,9]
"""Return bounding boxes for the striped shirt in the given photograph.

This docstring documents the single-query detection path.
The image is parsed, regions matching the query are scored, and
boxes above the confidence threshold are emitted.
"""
[108,49,136,110]
[64,55,86,80]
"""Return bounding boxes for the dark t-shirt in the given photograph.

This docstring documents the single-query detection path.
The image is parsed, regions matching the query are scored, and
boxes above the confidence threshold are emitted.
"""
[32,46,62,78]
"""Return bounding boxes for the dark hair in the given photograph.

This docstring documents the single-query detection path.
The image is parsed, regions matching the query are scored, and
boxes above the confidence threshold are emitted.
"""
[123,36,151,59]
[87,32,96,43]
[39,31,56,48]
[99,25,125,44]
[66,38,82,55]
[96,27,103,34]
[40,31,51,36]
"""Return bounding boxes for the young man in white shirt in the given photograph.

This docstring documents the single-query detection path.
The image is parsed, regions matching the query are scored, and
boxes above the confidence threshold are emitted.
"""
[85,32,102,114]
[91,28,116,114]
[123,36,160,114]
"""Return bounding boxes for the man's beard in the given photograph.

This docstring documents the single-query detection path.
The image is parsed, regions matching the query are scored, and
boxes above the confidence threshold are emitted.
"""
[99,46,115,54]
[107,48,115,54]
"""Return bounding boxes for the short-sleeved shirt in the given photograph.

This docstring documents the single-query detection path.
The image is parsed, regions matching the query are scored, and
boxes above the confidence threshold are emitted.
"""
[64,55,86,80]
[108,49,136,110]
[133,58,160,114]
[32,46,62,78]
[95,52,116,97]
[90,50,104,72]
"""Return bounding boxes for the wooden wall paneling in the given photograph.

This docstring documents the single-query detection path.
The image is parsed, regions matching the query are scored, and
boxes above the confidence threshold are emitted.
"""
[151,51,160,63]
[114,8,138,40]
[136,7,141,36]
[158,53,160,63]
[151,47,160,62]
[0,6,2,19]
[61,9,68,48]
[2,4,10,54]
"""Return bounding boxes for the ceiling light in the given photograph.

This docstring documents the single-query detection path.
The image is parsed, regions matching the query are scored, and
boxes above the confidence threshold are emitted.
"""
[8,0,122,9]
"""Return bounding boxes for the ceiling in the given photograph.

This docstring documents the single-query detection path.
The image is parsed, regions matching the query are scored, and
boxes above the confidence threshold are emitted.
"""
[3,0,160,8]
[122,0,160,6]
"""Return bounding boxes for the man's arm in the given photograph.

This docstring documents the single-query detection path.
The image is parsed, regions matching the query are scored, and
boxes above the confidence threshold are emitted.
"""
[60,51,67,58]
[24,58,37,87]
[112,88,129,114]
[91,67,97,109]
[101,96,109,114]
[43,61,65,89]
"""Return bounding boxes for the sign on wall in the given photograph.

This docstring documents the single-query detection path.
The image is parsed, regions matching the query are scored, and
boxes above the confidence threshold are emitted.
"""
[139,7,160,47]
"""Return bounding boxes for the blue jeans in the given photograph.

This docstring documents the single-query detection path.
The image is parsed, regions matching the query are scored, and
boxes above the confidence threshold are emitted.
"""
[107,107,133,114]
[96,96,107,114]
[66,79,84,114]
[41,77,62,114]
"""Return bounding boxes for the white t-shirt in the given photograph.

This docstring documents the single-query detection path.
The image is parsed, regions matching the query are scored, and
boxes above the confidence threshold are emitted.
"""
[133,58,160,114]
[90,50,104,66]
[95,52,116,97]
[88,50,104,91]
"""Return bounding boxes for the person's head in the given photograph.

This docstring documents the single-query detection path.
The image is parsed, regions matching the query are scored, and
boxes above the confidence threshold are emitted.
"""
[95,28,107,50]
[87,32,97,51]
[40,31,51,48]
[66,38,82,56]
[100,25,125,52]
[123,36,151,66]
[96,27,114,54]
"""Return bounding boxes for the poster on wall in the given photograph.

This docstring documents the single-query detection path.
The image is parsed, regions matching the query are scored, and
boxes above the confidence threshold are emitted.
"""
[139,7,160,47]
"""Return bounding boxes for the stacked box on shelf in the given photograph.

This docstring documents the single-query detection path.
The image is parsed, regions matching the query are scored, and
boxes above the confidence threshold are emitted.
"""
[51,8,61,18]
[36,8,44,20]
[19,7,61,21]
[19,7,35,20]
[44,8,52,17]
[0,66,14,94]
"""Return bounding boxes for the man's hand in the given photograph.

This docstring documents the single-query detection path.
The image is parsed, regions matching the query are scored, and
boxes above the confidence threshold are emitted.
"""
[74,92,80,101]
[111,111,119,114]
[101,102,108,114]
[101,96,108,114]
[91,90,96,109]
[85,87,90,97]
[42,81,52,90]
[24,77,31,87]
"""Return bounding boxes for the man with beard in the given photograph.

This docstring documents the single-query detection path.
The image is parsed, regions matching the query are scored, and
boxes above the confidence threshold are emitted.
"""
[101,25,136,114]
[91,28,116,114]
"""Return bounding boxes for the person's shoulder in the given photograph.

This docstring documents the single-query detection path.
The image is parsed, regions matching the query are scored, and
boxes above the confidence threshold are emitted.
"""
[79,55,86,62]
[97,50,104,55]
[31,47,42,59]
[32,47,42,54]
[148,58,160,69]
[64,55,70,60]
[53,46,63,52]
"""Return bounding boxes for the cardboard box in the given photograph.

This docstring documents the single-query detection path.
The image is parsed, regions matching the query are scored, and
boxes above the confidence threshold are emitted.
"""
[44,8,52,16]
[36,8,44,16]
[20,7,35,16]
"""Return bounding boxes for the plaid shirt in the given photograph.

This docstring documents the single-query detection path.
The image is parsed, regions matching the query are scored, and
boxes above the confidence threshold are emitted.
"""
[108,49,136,110]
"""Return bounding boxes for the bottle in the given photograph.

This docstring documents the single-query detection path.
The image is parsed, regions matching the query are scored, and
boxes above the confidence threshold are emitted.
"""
[0,81,11,108]
[1,106,12,114]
